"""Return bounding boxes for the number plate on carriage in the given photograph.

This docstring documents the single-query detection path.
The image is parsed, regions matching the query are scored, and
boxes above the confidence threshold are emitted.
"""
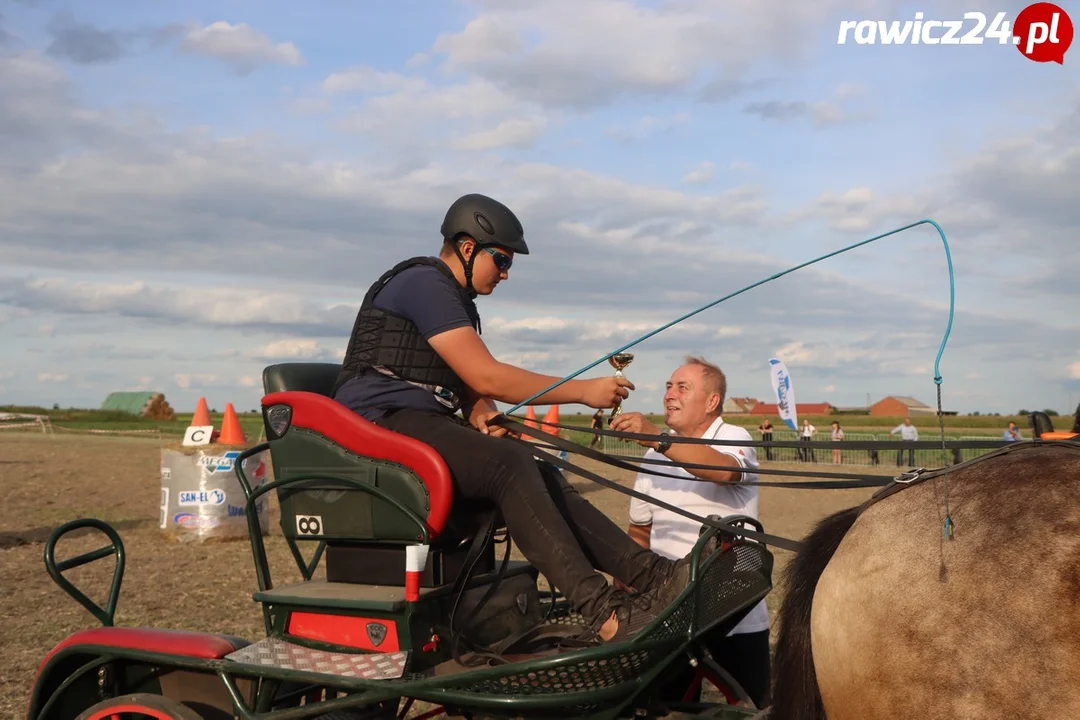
[225,637,409,680]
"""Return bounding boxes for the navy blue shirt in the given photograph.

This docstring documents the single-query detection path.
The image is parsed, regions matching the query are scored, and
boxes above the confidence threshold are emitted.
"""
[334,258,477,422]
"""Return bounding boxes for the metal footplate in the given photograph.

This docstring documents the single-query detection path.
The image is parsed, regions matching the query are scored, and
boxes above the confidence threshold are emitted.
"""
[225,637,409,680]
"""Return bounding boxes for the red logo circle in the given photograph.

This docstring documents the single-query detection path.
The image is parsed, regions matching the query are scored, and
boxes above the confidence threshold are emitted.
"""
[1013,2,1074,63]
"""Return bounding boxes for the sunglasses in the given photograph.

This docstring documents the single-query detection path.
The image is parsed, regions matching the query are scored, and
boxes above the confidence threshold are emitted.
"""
[481,246,513,272]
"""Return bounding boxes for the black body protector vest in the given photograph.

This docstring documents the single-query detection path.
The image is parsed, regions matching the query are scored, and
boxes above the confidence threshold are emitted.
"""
[334,257,481,411]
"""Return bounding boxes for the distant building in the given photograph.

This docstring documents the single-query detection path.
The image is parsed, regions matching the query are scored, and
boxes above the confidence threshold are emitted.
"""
[722,397,759,414]
[749,402,834,416]
[869,395,936,417]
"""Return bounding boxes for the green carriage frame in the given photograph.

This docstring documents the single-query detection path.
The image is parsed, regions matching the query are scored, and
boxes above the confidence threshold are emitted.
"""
[25,362,774,720]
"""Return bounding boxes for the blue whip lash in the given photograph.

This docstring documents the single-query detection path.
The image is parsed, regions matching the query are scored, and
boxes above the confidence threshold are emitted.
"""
[503,218,958,538]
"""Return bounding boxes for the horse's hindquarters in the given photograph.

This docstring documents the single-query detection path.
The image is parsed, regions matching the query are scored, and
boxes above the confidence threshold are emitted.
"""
[811,449,1080,720]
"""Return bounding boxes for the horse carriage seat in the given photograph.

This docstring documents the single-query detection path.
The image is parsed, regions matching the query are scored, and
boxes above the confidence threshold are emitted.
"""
[260,363,499,588]
[1029,410,1080,441]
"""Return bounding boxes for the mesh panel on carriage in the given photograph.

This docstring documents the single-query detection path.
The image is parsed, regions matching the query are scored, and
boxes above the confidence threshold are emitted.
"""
[694,541,773,638]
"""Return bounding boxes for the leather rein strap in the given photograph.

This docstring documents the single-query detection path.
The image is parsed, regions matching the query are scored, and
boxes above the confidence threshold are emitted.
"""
[495,415,807,552]
[491,415,1080,555]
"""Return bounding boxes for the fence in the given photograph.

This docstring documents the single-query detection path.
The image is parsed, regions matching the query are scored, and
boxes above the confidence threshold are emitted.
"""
[0,416,53,435]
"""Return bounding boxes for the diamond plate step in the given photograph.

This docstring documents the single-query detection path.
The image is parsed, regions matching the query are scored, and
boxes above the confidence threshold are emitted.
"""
[225,637,409,680]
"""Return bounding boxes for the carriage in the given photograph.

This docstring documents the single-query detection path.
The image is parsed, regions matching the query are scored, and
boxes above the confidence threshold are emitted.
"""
[25,362,775,720]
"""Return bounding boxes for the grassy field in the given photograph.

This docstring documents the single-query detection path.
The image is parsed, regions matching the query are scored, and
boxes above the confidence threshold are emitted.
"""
[0,403,1049,442]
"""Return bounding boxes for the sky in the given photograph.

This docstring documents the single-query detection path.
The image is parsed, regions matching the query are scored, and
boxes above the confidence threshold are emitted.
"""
[0,0,1078,417]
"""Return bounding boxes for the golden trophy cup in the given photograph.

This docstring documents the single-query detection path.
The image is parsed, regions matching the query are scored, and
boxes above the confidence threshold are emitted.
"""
[607,352,634,425]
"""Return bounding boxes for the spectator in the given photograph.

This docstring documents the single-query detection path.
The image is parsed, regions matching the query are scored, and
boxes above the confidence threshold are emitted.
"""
[830,421,845,464]
[1003,422,1023,442]
[613,356,771,709]
[589,409,605,449]
[758,418,774,461]
[799,419,816,462]
[890,417,919,466]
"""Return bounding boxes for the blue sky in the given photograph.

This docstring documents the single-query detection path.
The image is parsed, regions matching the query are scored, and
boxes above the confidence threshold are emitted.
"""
[1,0,1078,417]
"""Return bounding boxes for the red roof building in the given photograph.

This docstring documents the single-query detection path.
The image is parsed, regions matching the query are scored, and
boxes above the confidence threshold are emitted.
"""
[749,402,834,416]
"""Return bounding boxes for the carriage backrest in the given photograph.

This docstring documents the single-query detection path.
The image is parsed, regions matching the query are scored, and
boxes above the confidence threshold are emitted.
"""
[1029,411,1056,438]
[262,362,342,396]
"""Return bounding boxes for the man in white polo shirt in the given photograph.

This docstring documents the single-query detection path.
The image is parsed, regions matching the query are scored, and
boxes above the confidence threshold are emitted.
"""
[611,355,770,708]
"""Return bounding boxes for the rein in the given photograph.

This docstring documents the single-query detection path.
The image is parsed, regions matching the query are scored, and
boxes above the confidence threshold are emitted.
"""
[492,414,1080,555]
[495,415,903,490]
[497,416,807,553]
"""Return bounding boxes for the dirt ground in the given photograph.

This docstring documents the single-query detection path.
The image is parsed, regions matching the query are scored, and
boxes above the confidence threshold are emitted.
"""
[0,433,880,718]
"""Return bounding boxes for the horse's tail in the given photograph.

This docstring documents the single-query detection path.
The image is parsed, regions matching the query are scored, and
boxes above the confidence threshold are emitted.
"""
[768,506,861,720]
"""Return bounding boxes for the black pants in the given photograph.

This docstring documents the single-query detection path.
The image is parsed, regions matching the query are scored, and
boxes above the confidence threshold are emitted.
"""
[375,408,676,626]
[799,436,815,462]
[657,629,771,709]
[896,441,915,466]
[761,432,773,461]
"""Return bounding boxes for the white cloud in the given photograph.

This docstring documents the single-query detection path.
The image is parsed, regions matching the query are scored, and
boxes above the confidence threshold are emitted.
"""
[604,112,690,142]
[452,117,549,150]
[1069,361,1080,380]
[247,338,341,362]
[331,75,550,151]
[814,186,927,233]
[682,161,716,185]
[178,21,303,75]
[37,372,69,383]
[174,373,224,390]
[320,65,425,95]
[0,277,357,337]
[427,0,880,109]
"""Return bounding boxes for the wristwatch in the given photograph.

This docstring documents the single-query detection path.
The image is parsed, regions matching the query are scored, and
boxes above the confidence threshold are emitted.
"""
[656,431,672,454]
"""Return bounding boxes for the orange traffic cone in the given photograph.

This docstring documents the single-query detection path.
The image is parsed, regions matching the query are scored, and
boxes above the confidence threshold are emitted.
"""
[525,406,539,429]
[191,397,211,427]
[218,403,247,446]
[542,405,560,436]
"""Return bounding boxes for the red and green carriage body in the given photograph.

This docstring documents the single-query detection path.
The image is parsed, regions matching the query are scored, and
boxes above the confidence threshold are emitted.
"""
[26,363,774,720]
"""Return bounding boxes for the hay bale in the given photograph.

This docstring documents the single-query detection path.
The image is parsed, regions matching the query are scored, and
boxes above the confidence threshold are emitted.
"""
[144,393,175,421]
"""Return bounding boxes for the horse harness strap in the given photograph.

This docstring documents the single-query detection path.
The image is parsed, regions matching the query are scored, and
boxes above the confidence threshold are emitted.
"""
[858,439,1080,518]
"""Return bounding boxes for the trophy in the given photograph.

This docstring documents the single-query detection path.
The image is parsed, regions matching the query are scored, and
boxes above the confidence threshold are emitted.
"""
[607,352,634,425]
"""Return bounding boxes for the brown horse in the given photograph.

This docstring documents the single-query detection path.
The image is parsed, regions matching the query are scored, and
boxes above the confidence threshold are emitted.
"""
[768,440,1080,720]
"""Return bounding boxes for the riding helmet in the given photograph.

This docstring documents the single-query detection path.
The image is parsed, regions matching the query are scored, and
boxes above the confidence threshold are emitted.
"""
[441,193,529,255]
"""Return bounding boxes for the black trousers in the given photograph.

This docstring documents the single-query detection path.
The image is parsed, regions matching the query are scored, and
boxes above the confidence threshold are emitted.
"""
[657,628,771,709]
[760,432,773,461]
[375,408,676,626]
[896,440,915,466]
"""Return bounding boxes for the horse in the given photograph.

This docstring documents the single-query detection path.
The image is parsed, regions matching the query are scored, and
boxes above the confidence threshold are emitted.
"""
[767,440,1080,720]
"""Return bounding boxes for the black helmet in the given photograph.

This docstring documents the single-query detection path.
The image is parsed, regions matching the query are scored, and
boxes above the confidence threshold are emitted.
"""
[441,193,529,255]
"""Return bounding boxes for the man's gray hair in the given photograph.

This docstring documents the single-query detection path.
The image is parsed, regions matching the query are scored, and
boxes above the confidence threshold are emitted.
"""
[684,355,727,412]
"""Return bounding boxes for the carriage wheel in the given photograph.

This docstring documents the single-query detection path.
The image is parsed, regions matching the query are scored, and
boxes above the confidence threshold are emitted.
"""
[75,693,204,720]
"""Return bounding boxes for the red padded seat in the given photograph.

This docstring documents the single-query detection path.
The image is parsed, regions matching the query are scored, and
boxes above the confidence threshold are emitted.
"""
[262,391,454,539]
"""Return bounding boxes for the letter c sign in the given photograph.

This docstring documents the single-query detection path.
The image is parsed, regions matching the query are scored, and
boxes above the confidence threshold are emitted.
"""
[183,425,215,447]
